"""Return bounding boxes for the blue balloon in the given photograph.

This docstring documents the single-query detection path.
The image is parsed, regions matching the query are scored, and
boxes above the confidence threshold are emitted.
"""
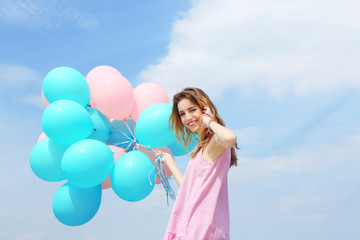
[29,138,67,182]
[135,103,173,148]
[41,100,93,145]
[43,66,90,107]
[86,107,112,142]
[111,150,155,202]
[168,136,198,156]
[62,139,114,188]
[53,183,101,226]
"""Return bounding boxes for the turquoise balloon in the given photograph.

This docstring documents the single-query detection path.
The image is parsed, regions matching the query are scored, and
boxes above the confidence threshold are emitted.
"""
[135,103,173,148]
[86,107,112,142]
[111,150,155,202]
[168,136,198,156]
[29,138,67,182]
[62,139,114,188]
[43,67,90,107]
[53,183,101,226]
[41,100,93,145]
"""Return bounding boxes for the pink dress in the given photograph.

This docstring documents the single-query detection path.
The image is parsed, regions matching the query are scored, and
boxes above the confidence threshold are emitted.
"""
[163,148,231,240]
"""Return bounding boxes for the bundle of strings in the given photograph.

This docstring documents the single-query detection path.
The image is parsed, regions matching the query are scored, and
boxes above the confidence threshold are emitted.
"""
[145,146,177,205]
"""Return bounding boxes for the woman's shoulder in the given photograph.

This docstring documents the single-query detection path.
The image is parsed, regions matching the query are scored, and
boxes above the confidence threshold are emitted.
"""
[202,137,229,164]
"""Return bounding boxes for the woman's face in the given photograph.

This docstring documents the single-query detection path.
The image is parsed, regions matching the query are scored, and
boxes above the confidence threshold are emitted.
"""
[177,98,203,133]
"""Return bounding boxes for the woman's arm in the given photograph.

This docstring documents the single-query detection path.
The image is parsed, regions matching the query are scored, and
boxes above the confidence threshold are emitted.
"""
[209,121,237,149]
[202,107,237,149]
[155,149,183,187]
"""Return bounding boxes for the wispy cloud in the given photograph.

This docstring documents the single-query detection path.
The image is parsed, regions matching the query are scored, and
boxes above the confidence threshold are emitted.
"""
[275,194,331,211]
[139,0,360,98]
[85,235,102,240]
[0,0,99,30]
[0,64,43,109]
[15,94,45,109]
[235,127,260,145]
[16,232,47,240]
[230,133,360,182]
[0,64,41,88]
[228,133,360,230]
[233,192,334,225]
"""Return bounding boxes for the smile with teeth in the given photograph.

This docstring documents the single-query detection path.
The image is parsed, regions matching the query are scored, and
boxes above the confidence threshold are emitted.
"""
[188,120,197,127]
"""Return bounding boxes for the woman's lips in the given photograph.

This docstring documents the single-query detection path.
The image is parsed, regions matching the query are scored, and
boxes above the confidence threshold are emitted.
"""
[188,120,197,127]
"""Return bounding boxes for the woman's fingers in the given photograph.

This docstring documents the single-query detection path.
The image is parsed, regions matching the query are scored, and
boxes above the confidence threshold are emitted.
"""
[203,107,214,118]
[155,149,164,157]
[155,149,166,164]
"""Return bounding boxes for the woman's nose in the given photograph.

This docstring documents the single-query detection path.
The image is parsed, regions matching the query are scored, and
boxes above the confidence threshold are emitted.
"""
[185,112,192,121]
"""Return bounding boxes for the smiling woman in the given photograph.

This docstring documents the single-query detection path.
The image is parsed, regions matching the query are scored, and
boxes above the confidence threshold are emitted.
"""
[155,87,239,240]
[178,98,203,132]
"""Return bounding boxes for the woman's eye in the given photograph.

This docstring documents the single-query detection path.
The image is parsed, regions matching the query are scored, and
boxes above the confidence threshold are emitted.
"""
[191,109,196,112]
[180,113,184,117]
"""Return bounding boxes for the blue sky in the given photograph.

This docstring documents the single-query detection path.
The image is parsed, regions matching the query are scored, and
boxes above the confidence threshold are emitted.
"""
[1,0,360,239]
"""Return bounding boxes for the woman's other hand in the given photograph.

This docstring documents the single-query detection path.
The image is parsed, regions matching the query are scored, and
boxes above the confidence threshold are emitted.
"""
[155,149,175,166]
[155,149,183,186]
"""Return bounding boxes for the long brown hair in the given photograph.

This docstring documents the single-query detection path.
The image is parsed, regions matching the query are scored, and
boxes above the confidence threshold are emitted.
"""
[169,87,239,167]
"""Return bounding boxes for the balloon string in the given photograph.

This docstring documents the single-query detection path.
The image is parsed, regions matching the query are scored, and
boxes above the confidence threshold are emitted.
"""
[124,120,136,141]
[111,128,134,141]
[111,126,137,152]
[137,143,177,205]
[152,155,177,205]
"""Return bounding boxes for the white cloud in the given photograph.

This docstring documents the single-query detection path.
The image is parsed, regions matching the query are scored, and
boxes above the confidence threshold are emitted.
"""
[275,194,331,210]
[230,133,360,182]
[139,0,360,98]
[231,192,334,224]
[228,133,360,227]
[235,127,260,145]
[85,236,102,240]
[0,64,41,88]
[16,232,47,240]
[0,64,44,109]
[15,94,45,109]
[0,0,99,30]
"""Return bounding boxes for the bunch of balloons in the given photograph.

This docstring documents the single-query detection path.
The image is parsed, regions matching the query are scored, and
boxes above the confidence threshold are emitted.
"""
[30,66,197,226]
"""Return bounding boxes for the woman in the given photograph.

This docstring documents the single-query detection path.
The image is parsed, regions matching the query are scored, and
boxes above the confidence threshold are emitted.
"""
[155,87,239,240]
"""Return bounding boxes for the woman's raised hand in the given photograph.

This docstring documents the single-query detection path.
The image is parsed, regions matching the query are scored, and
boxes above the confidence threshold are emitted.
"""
[201,107,214,127]
[203,107,214,119]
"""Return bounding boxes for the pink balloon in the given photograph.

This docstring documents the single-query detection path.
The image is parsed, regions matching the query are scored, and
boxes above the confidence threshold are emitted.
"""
[130,82,169,121]
[42,91,50,107]
[37,132,47,142]
[91,67,134,120]
[101,145,126,190]
[138,146,173,184]
[86,66,123,108]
